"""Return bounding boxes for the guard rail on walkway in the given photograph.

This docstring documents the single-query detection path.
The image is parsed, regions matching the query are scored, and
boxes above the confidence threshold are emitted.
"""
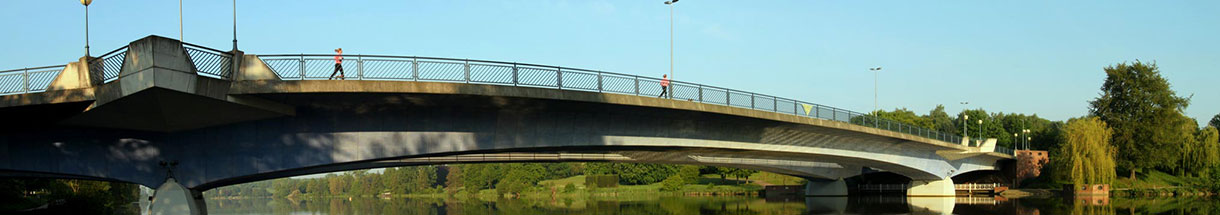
[0,65,65,95]
[256,54,974,147]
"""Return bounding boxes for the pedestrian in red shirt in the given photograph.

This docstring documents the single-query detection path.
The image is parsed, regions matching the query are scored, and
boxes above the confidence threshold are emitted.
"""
[658,74,670,98]
[329,48,345,80]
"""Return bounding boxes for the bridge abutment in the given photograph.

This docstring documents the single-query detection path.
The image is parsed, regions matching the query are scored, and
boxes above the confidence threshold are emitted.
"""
[907,178,955,197]
[804,178,848,196]
[148,178,207,215]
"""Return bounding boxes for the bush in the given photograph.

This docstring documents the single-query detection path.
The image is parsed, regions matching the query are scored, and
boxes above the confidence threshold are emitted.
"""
[563,183,577,193]
[585,175,619,188]
[660,175,685,191]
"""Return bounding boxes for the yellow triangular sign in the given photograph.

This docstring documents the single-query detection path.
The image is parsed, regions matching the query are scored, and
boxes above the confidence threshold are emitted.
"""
[801,104,814,116]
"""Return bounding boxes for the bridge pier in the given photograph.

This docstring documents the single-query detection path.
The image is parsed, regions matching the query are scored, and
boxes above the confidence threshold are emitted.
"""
[907,178,955,197]
[148,178,207,215]
[804,178,848,196]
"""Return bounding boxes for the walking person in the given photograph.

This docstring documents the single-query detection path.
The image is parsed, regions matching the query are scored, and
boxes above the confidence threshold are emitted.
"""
[329,48,345,80]
[658,74,670,98]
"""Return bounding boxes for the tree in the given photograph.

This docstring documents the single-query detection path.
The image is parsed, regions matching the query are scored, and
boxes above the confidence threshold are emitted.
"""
[927,105,956,134]
[1053,117,1117,186]
[1210,114,1220,129]
[1089,61,1192,178]
[1184,127,1220,176]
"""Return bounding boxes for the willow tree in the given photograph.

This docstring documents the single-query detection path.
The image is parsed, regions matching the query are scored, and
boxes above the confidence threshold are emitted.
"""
[1185,126,1220,176]
[1054,117,1117,186]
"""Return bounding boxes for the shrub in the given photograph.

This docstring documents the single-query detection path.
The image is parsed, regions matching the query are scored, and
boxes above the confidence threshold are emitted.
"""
[660,175,685,191]
[563,183,577,193]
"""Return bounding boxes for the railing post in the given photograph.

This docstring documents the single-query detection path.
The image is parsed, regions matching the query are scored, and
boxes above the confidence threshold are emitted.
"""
[412,58,419,81]
[596,72,603,92]
[22,68,30,93]
[633,76,639,95]
[772,96,777,111]
[556,67,563,89]
[298,54,305,80]
[512,64,519,86]
[697,85,703,102]
[464,59,471,83]
[357,55,364,80]
[725,90,731,106]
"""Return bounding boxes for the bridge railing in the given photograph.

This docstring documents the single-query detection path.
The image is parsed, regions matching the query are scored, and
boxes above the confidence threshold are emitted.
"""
[257,54,970,146]
[0,65,65,95]
[182,42,233,79]
[89,46,128,83]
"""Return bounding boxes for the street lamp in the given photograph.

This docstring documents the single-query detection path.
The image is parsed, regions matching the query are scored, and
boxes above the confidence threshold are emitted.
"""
[232,0,237,51]
[977,119,983,140]
[960,101,969,139]
[868,67,882,125]
[81,0,92,57]
[663,0,679,98]
[1023,129,1031,149]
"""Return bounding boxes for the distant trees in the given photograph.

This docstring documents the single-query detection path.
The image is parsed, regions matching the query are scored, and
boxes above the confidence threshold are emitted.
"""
[1089,61,1193,179]
[1053,117,1117,186]
[1210,114,1220,129]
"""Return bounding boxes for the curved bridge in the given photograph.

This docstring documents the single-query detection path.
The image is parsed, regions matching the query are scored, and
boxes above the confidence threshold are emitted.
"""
[0,36,1010,213]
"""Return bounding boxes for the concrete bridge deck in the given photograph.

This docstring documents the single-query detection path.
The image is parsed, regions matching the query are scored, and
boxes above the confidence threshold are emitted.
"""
[0,36,1009,214]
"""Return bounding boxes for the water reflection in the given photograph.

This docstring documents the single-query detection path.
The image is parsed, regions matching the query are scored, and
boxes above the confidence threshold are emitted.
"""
[206,195,1220,215]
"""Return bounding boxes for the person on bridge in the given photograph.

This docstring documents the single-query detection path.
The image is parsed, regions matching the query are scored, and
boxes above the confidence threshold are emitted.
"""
[329,48,345,80]
[658,74,670,98]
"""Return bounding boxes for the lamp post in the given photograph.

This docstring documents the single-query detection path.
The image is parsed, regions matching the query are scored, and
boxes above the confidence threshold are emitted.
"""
[1023,129,1030,150]
[960,102,969,139]
[179,0,184,42]
[977,119,983,141]
[868,67,882,125]
[232,0,237,51]
[81,0,92,57]
[663,0,678,97]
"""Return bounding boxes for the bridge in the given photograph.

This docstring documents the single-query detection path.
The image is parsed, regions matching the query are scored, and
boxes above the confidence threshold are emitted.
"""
[0,36,1012,214]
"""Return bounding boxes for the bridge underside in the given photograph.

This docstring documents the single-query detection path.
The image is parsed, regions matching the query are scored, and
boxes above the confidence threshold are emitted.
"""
[1,91,1001,192]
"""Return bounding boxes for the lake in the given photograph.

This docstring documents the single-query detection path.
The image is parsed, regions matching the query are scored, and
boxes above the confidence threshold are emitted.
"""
[203,195,1220,215]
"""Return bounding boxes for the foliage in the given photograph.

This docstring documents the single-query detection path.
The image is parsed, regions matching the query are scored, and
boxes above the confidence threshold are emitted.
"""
[678,165,701,184]
[659,174,685,191]
[0,179,139,214]
[1089,61,1193,177]
[1211,114,1220,129]
[563,183,577,193]
[1053,117,1117,186]
[1183,127,1220,176]
[584,163,677,185]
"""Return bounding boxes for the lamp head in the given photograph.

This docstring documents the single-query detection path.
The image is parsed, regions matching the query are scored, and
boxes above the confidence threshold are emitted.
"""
[81,0,92,6]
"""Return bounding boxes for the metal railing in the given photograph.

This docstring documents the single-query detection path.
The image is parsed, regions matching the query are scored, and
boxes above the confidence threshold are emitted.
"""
[954,183,1006,191]
[257,54,969,146]
[0,65,65,95]
[995,147,1014,155]
[182,42,233,79]
[857,184,909,193]
[89,46,128,83]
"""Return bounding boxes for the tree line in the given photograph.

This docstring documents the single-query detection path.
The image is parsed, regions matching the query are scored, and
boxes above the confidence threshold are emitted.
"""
[204,162,764,198]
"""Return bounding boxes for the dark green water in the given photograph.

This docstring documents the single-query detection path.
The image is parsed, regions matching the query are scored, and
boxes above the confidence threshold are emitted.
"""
[205,195,1220,215]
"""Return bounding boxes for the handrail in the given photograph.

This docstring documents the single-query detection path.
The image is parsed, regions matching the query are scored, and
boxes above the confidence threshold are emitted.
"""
[0,65,66,95]
[257,54,971,146]
[0,65,66,73]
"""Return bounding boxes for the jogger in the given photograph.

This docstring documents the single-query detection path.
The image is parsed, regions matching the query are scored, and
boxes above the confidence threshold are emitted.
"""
[329,48,345,80]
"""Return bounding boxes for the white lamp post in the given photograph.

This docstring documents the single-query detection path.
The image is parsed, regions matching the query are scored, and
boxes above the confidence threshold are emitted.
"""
[663,0,679,97]
[81,0,92,56]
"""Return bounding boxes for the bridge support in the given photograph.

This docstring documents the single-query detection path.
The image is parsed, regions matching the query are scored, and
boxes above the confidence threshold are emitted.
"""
[148,178,207,215]
[908,197,955,215]
[804,178,848,196]
[907,178,954,197]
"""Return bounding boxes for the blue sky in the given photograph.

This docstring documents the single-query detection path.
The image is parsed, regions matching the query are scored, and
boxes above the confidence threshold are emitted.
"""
[2,1,1217,126]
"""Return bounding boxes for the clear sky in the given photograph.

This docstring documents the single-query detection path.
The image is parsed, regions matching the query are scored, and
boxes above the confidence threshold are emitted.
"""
[2,1,1217,126]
